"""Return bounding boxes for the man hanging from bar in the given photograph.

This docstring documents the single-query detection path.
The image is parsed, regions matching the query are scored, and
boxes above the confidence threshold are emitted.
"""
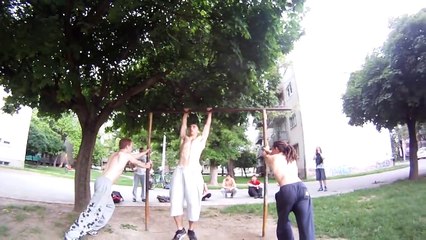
[170,107,212,240]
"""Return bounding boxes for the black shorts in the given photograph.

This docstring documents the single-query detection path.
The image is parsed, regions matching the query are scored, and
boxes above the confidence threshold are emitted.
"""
[315,168,326,181]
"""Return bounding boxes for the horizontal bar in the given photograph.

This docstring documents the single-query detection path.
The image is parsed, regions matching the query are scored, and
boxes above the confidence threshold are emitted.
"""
[146,107,292,114]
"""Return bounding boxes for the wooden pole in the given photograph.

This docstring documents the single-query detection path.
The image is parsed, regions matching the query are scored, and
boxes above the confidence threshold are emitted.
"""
[261,109,269,238]
[145,112,153,231]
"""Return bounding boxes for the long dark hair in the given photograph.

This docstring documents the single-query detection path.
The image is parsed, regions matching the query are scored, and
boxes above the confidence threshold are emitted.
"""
[272,141,298,163]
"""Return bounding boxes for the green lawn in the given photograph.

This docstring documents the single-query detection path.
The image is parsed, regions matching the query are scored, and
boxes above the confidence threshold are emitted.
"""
[23,164,134,186]
[222,176,426,240]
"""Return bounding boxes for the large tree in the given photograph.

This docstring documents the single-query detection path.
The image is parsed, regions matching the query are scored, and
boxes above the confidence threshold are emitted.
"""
[0,0,305,210]
[342,9,426,179]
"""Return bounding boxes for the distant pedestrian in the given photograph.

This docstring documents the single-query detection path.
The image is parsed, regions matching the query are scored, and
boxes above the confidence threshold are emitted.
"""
[314,147,327,191]
[132,147,150,202]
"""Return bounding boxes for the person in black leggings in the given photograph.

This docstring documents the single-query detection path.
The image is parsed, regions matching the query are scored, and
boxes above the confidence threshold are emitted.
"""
[263,141,315,240]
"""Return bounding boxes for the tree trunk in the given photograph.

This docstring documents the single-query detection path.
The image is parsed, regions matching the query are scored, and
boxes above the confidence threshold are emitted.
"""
[227,160,235,178]
[73,123,100,212]
[407,119,418,180]
[209,164,219,185]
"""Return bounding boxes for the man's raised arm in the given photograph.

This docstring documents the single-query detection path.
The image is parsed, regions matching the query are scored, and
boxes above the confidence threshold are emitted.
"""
[180,108,189,140]
[202,107,212,139]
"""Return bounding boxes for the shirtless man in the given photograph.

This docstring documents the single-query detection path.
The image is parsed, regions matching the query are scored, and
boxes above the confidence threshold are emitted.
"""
[263,141,315,240]
[170,108,212,240]
[221,174,237,198]
[64,138,151,240]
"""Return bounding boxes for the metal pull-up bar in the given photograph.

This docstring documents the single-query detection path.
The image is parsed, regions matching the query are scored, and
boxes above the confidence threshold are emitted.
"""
[147,107,291,114]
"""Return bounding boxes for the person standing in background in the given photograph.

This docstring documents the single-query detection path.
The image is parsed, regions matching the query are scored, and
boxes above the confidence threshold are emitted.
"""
[132,147,149,202]
[314,147,327,191]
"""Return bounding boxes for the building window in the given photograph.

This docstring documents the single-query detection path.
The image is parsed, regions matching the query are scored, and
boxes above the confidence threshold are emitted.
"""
[286,82,293,98]
[289,113,297,129]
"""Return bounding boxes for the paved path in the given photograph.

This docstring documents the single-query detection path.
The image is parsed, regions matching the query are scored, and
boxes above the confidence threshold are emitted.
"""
[1,160,425,207]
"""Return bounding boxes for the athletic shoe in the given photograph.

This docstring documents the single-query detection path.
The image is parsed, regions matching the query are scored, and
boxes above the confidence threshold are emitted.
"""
[324,186,328,192]
[318,187,323,191]
[172,228,186,240]
[142,199,146,202]
[132,198,136,202]
[188,229,198,240]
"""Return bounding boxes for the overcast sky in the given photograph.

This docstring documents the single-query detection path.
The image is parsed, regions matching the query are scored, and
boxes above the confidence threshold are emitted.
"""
[288,0,425,170]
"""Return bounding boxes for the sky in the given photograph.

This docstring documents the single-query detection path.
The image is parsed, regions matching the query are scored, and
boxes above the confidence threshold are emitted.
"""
[288,0,425,171]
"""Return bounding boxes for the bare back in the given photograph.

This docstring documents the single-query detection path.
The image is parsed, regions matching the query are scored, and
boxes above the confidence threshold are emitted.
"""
[266,153,301,186]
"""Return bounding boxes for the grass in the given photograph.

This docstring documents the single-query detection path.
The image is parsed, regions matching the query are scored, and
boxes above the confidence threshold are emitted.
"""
[0,226,9,238]
[222,176,426,240]
[23,164,134,186]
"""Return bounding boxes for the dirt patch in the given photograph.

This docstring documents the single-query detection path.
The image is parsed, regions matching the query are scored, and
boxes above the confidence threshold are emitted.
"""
[0,198,279,240]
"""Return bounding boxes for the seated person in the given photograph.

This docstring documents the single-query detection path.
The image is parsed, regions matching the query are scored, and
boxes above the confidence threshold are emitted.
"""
[247,175,263,198]
[221,174,237,198]
[202,183,212,201]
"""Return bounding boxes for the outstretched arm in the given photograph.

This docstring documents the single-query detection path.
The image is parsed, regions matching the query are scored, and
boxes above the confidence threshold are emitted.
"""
[180,108,189,141]
[201,107,212,140]
[128,154,151,169]
[132,149,151,159]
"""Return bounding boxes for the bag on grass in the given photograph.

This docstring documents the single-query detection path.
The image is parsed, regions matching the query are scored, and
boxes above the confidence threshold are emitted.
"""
[157,195,170,203]
[111,191,124,203]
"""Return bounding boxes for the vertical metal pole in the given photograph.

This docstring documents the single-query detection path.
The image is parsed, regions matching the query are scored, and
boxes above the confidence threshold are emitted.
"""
[161,135,166,182]
[145,112,153,231]
[261,109,269,238]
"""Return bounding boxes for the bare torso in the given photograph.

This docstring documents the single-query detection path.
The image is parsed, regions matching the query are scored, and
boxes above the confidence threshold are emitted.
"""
[266,154,301,186]
[102,152,131,183]
[178,135,205,167]
[223,178,236,189]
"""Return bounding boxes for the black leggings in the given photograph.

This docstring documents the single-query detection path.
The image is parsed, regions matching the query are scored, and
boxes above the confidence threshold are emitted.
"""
[275,182,315,240]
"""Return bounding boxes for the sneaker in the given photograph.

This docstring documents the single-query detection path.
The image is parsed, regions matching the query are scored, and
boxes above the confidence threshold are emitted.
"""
[142,199,146,202]
[318,187,323,191]
[132,198,136,202]
[87,230,98,236]
[188,229,198,240]
[324,186,328,192]
[172,228,187,240]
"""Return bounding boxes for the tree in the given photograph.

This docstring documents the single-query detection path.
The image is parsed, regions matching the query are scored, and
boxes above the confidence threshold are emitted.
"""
[235,149,257,177]
[204,121,249,185]
[342,9,426,179]
[0,1,305,211]
[27,113,63,155]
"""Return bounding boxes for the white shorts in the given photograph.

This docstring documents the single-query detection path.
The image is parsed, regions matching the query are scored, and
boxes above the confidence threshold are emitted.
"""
[170,166,204,221]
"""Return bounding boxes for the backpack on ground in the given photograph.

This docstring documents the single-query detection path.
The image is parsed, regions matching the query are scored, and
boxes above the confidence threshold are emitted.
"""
[157,195,170,203]
[111,191,124,203]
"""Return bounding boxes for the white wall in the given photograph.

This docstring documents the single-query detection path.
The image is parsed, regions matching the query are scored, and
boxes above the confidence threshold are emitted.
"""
[0,88,32,168]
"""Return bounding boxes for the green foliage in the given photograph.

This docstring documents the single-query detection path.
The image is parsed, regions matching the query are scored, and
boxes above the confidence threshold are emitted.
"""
[342,9,426,178]
[0,0,306,209]
[204,121,249,167]
[27,113,63,155]
[343,9,426,130]
[234,149,257,169]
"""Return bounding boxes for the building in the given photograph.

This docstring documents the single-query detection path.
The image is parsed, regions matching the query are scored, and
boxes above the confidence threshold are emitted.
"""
[0,88,32,168]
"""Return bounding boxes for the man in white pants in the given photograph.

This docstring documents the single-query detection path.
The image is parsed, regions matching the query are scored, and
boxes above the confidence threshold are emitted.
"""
[170,108,212,240]
[64,138,151,240]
